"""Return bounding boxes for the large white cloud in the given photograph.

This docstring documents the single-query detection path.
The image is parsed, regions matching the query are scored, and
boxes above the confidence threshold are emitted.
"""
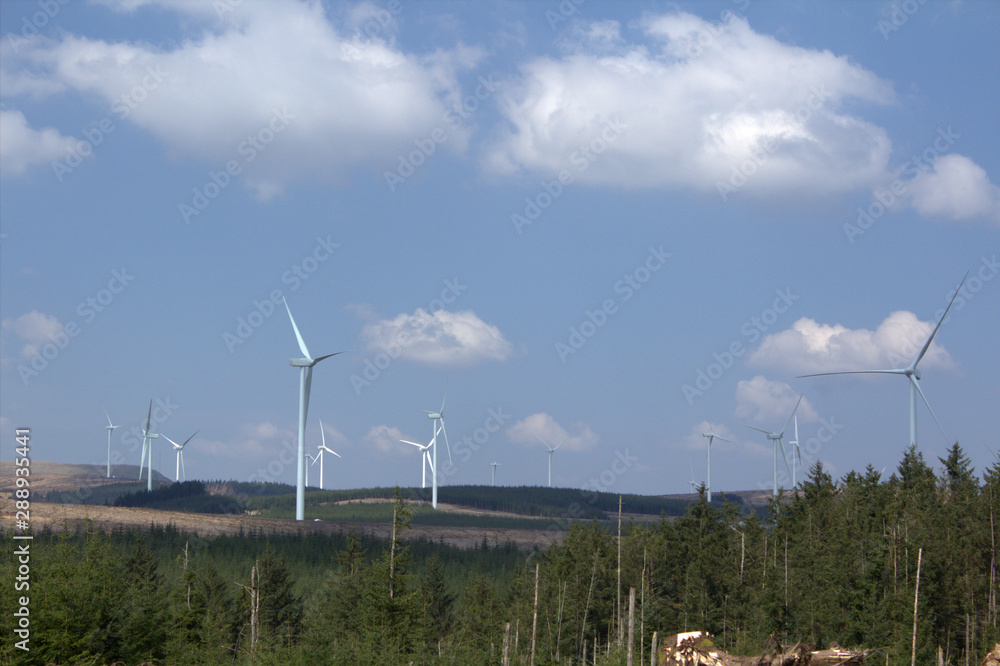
[360,308,513,366]
[485,11,893,197]
[906,154,1000,223]
[747,313,955,376]
[0,110,77,177]
[1,0,475,196]
[734,376,818,426]
[505,412,598,452]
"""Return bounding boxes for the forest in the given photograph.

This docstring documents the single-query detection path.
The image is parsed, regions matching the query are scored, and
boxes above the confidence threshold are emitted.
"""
[2,443,997,665]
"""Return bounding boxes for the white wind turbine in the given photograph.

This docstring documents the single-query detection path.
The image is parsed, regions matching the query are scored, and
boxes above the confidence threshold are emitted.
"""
[702,424,731,503]
[490,461,502,487]
[788,415,801,490]
[283,298,342,521]
[744,394,803,497]
[315,419,341,491]
[536,435,567,488]
[687,458,698,494]
[799,274,967,450]
[423,393,452,509]
[162,430,199,482]
[103,408,121,478]
[400,438,434,489]
[139,400,159,491]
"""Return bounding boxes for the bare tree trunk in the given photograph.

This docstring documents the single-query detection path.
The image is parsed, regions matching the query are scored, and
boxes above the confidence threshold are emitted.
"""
[618,495,623,648]
[912,547,923,666]
[555,580,566,662]
[651,630,658,666]
[580,552,598,653]
[627,587,636,666]
[389,503,397,599]
[531,562,540,665]
[250,561,260,656]
[640,548,647,666]
[503,622,511,666]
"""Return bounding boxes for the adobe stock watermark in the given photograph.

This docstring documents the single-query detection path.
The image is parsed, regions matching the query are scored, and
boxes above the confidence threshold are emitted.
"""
[877,0,928,41]
[222,235,341,353]
[179,107,294,224]
[716,85,832,202]
[843,126,959,244]
[385,73,502,192]
[682,287,798,404]
[350,278,467,394]
[51,67,168,182]
[15,268,135,386]
[5,0,70,54]
[757,414,844,492]
[556,245,671,363]
[510,116,625,234]
[436,407,512,481]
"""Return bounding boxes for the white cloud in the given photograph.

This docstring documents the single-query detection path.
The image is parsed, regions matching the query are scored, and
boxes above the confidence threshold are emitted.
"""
[0,110,77,177]
[364,424,408,454]
[1,310,65,359]
[906,154,1000,223]
[360,308,513,366]
[1,0,473,197]
[734,376,817,426]
[748,313,955,376]
[485,11,893,197]
[505,412,598,452]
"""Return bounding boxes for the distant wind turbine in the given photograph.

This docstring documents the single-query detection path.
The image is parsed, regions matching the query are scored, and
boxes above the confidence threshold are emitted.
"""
[536,435,567,488]
[788,415,801,490]
[490,461,502,487]
[744,394,803,497]
[139,400,159,491]
[702,423,731,503]
[283,298,342,521]
[315,419,341,490]
[103,408,121,478]
[687,457,698,494]
[162,430,199,482]
[423,392,451,509]
[799,273,967,450]
[400,438,434,489]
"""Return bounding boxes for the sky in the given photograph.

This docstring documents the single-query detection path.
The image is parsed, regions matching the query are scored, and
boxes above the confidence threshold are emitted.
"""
[1,0,998,499]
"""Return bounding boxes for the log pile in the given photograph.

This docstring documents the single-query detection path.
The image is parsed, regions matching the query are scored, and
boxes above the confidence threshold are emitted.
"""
[982,643,1000,666]
[657,631,875,665]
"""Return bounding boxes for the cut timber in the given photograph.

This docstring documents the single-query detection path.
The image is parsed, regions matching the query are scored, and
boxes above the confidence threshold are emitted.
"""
[656,631,875,665]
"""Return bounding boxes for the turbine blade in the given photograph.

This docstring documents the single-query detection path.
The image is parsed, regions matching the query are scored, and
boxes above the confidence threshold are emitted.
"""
[320,419,326,449]
[303,367,313,425]
[180,429,200,449]
[283,297,312,360]
[553,436,568,451]
[162,434,178,447]
[780,394,804,437]
[104,407,114,428]
[743,424,773,436]
[798,369,905,378]
[440,420,452,466]
[313,352,343,365]
[911,376,948,440]
[778,439,792,477]
[714,435,731,443]
[144,399,153,435]
[535,435,551,450]
[400,439,425,449]
[911,272,967,370]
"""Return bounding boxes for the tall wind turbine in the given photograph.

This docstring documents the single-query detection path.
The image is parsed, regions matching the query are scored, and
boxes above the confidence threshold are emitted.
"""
[799,274,967,450]
[162,430,199,482]
[315,419,341,491]
[400,438,433,488]
[490,461,502,487]
[788,415,801,490]
[103,408,121,478]
[139,400,159,490]
[283,298,342,521]
[536,435,567,488]
[744,394,803,497]
[702,424,731,503]
[423,393,451,509]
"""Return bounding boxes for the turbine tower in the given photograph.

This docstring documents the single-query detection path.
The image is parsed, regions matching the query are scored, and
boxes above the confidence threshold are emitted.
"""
[799,273,967,450]
[139,400,159,490]
[702,424,731,503]
[490,461,502,486]
[400,438,433,488]
[103,408,121,478]
[536,435,567,488]
[423,393,451,509]
[788,415,801,490]
[315,419,341,490]
[744,394,803,497]
[162,430,199,482]
[284,298,342,521]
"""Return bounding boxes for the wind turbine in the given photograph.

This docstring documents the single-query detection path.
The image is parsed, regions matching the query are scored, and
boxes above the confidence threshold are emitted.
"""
[702,423,731,503]
[422,393,451,509]
[139,400,159,491]
[162,430,199,482]
[743,394,803,497]
[315,419,341,490]
[103,408,121,478]
[283,298,342,521]
[799,273,967,450]
[788,415,801,490]
[490,461,502,487]
[306,452,317,487]
[687,458,698,494]
[536,435,567,488]
[400,438,434,488]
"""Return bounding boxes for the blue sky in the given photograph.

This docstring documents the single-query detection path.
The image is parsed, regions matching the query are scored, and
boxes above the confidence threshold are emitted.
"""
[2,0,998,498]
